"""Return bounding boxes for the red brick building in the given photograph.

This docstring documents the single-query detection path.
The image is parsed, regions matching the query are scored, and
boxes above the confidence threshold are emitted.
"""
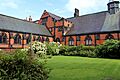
[0,0,120,49]
[0,14,52,49]
[39,1,120,46]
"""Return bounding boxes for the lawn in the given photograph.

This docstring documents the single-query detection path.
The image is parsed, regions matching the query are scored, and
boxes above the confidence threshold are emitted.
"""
[46,56,120,80]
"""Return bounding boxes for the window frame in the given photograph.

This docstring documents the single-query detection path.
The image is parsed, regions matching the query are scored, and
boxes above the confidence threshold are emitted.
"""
[85,35,92,46]
[14,34,21,45]
[76,36,80,41]
[68,37,74,46]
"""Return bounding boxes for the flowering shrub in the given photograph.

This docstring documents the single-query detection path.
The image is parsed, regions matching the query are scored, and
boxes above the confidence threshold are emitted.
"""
[30,41,47,58]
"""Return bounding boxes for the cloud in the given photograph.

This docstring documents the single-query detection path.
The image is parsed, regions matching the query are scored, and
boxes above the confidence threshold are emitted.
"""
[66,0,109,15]
[0,0,18,9]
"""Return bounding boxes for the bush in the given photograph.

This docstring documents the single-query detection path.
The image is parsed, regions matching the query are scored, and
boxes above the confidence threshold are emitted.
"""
[0,49,50,80]
[79,46,96,57]
[59,45,96,57]
[45,42,61,56]
[95,40,120,58]
[30,41,47,59]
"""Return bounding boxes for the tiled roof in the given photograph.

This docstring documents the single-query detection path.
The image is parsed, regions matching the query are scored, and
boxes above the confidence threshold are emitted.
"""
[101,12,120,31]
[0,14,52,36]
[48,12,61,20]
[66,11,120,36]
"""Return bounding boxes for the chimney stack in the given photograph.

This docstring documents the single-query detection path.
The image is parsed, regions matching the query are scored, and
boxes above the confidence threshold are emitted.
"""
[29,16,32,22]
[74,8,79,17]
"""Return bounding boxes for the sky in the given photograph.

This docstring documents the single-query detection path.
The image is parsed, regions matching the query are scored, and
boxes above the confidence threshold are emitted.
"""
[0,0,118,20]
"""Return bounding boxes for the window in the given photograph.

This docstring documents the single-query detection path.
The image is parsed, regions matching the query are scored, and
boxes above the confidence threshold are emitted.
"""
[33,36,36,41]
[26,35,31,44]
[56,38,60,42]
[76,36,80,41]
[42,37,45,42]
[68,37,74,46]
[2,33,7,44]
[58,27,63,32]
[105,34,114,40]
[14,34,21,44]
[10,32,13,38]
[0,33,8,44]
[62,37,65,42]
[95,34,100,40]
[46,37,49,42]
[22,34,26,40]
[42,17,47,23]
[85,35,92,46]
[37,36,41,42]
[42,17,47,25]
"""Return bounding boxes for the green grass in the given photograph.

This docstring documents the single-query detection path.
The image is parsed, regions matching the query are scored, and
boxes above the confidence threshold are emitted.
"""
[46,56,120,80]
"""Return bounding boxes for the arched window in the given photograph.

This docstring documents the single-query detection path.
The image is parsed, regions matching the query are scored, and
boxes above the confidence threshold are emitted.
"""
[105,34,114,40]
[2,33,7,44]
[37,36,41,42]
[22,34,26,40]
[14,34,21,44]
[76,36,80,41]
[85,35,92,46]
[26,35,31,44]
[95,34,100,40]
[33,36,36,41]
[0,33,8,44]
[56,38,60,43]
[68,37,74,46]
[62,37,65,42]
[42,37,45,42]
[46,37,49,42]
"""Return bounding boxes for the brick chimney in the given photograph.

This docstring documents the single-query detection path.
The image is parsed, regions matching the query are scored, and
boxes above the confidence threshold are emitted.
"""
[29,16,32,22]
[74,8,79,17]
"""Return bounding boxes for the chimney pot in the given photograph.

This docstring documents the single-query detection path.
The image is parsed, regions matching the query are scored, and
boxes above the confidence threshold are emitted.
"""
[74,8,79,17]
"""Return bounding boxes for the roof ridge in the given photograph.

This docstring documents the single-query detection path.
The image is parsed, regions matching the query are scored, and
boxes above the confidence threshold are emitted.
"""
[67,11,108,19]
[48,11,61,18]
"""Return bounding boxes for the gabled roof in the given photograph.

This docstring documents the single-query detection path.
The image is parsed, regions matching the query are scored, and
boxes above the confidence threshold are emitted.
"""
[0,14,52,36]
[48,12,61,20]
[66,11,120,36]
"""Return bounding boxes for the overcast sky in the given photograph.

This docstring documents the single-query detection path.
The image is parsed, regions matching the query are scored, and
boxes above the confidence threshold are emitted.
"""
[0,0,118,20]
